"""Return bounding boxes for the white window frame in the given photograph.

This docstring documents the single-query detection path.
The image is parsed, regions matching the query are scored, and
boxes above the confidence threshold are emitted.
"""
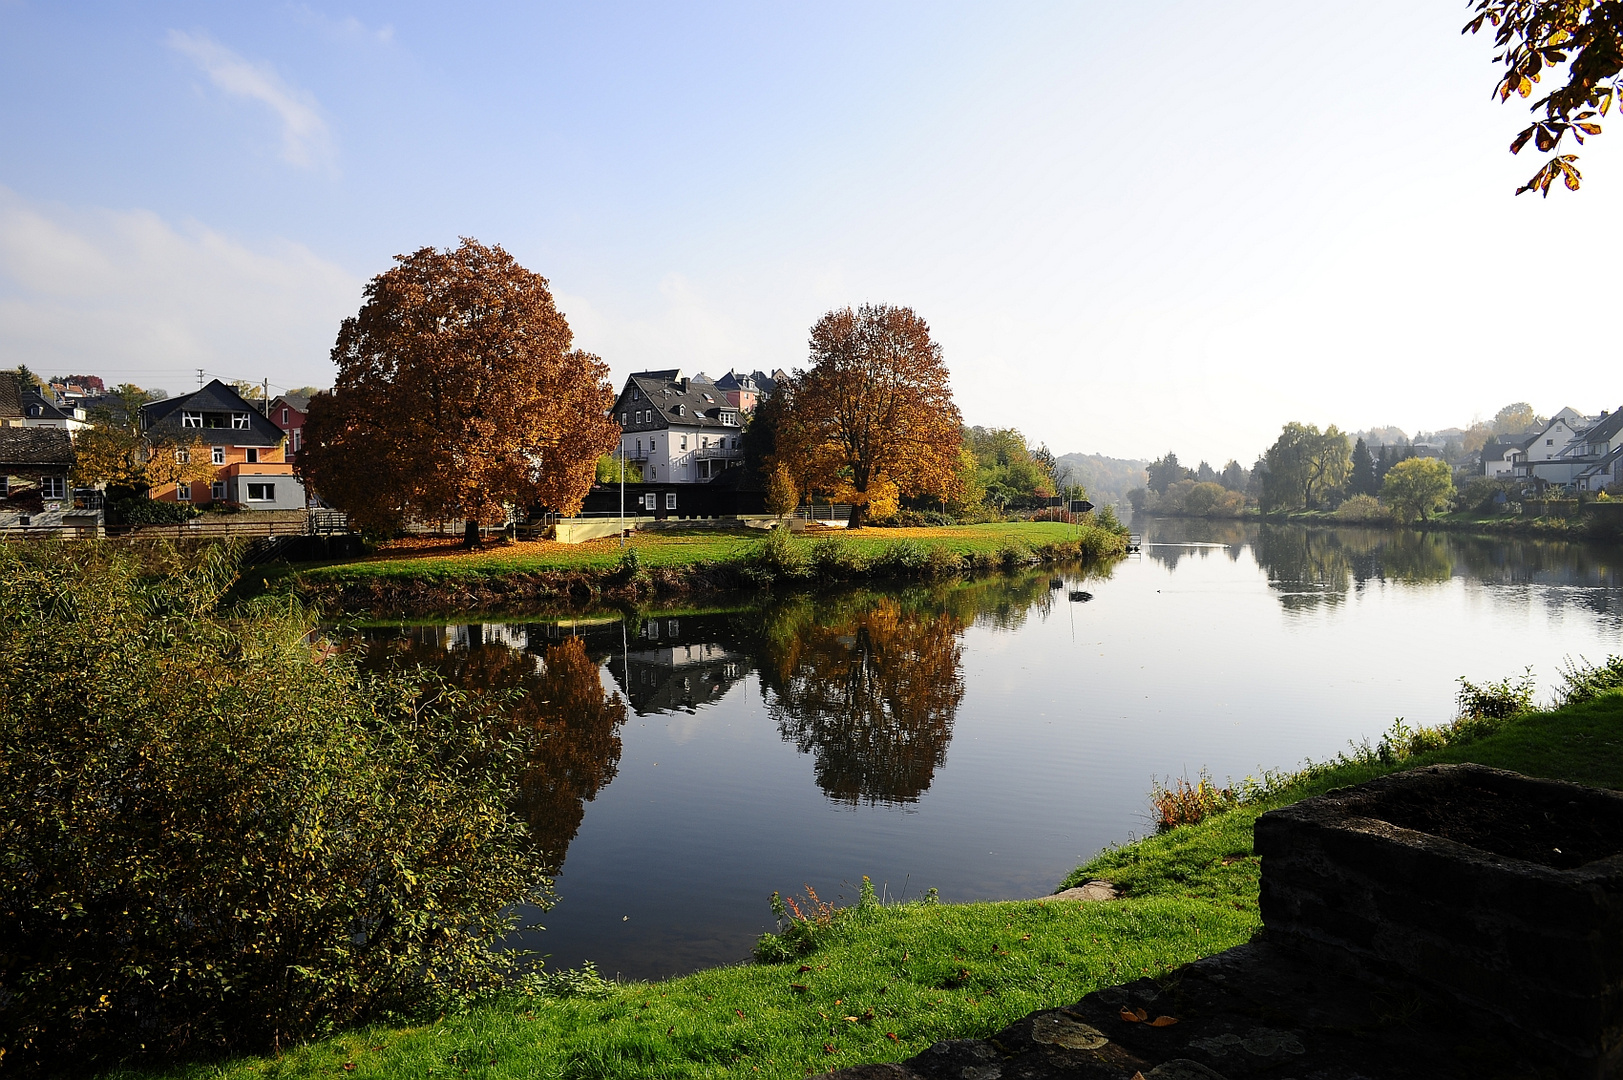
[280,408,289,424]
[174,448,189,464]
[621,412,628,425]
[232,412,251,429]
[665,493,676,510]
[182,411,202,428]
[41,476,65,499]
[643,493,656,510]
[680,435,688,450]
[245,448,259,464]
[175,481,191,501]
[246,483,275,502]
[212,446,225,465]
[211,481,227,501]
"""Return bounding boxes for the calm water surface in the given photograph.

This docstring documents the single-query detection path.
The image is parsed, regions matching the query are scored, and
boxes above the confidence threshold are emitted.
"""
[337,520,1623,979]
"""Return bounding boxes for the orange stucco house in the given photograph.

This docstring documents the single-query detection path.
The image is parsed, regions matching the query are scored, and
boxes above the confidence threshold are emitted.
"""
[139,380,308,510]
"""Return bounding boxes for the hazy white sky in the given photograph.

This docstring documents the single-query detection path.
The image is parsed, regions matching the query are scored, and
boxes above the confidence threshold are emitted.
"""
[1,2,1618,465]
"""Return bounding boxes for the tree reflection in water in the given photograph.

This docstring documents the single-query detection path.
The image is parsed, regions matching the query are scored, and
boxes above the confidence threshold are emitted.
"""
[756,596,966,806]
[352,626,626,871]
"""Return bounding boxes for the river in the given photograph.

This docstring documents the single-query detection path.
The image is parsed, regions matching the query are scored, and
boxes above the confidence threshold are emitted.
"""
[335,519,1623,980]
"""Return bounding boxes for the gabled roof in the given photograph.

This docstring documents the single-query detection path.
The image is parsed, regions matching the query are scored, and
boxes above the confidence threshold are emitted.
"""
[273,393,312,414]
[140,379,287,446]
[616,372,745,432]
[19,388,73,421]
[1582,409,1623,447]
[1480,439,1518,463]
[1577,444,1623,478]
[0,426,75,469]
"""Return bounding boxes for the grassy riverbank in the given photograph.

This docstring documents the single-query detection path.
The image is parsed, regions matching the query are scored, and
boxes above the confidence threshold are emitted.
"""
[281,522,1128,615]
[118,686,1623,1080]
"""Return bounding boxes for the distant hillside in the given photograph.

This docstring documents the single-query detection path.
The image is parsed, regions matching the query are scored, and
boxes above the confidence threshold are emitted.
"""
[1054,452,1146,512]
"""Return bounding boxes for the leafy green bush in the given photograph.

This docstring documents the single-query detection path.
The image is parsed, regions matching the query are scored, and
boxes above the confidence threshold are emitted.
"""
[0,543,548,1071]
[747,524,811,583]
[109,496,199,525]
[1557,654,1623,707]
[874,539,929,575]
[809,537,864,580]
[1456,668,1536,720]
[1331,494,1391,523]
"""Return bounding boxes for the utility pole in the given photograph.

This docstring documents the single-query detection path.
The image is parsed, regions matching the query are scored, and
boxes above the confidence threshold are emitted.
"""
[196,368,204,389]
[262,378,269,415]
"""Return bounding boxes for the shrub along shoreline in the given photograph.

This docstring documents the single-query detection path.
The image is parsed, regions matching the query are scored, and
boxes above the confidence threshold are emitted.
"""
[283,521,1130,616]
[105,662,1623,1080]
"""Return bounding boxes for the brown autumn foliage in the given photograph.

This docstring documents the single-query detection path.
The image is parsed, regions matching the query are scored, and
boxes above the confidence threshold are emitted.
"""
[776,304,965,527]
[761,598,965,805]
[300,239,620,532]
[354,628,626,868]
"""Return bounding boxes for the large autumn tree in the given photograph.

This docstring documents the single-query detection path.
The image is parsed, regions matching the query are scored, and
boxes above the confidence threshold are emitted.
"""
[776,304,965,527]
[300,240,619,537]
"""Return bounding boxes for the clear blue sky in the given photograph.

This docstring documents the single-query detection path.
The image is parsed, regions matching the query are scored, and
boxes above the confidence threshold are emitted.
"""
[2,1,1618,464]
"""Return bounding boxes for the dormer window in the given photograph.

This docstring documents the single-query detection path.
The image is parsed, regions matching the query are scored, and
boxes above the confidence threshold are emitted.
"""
[633,388,640,401]
[677,404,686,416]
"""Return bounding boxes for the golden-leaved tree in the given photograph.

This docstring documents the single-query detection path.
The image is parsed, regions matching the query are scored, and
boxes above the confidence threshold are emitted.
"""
[300,240,619,536]
[71,384,211,495]
[777,304,965,527]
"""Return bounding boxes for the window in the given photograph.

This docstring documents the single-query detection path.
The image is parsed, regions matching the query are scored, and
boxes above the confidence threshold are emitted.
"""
[292,429,301,453]
[1547,439,1555,446]
[246,483,275,501]
[211,481,226,501]
[232,413,251,429]
[636,439,642,452]
[731,437,739,449]
[701,436,709,449]
[643,493,656,510]
[665,493,676,510]
[212,446,225,465]
[633,388,640,400]
[175,482,191,501]
[246,448,259,463]
[182,411,202,427]
[681,435,688,450]
[621,412,628,424]
[41,476,65,499]
[174,448,189,464]
[281,408,289,424]
[676,404,685,416]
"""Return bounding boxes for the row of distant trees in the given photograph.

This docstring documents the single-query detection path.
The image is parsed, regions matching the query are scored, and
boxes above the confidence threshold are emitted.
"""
[1130,401,1552,525]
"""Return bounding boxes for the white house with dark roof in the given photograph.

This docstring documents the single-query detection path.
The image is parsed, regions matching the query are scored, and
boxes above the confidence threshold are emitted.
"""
[611,370,747,483]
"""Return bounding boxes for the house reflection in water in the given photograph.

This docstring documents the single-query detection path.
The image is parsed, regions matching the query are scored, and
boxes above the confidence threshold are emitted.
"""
[604,615,748,715]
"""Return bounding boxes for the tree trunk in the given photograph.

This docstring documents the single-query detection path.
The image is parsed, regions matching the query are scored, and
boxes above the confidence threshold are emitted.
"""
[463,518,480,548]
[848,500,867,529]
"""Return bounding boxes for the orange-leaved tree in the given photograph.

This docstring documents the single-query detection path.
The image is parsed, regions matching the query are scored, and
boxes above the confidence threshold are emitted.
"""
[776,304,965,528]
[300,239,619,538]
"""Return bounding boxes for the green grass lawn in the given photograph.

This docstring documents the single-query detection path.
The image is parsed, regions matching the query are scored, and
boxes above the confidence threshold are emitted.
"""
[117,691,1623,1080]
[294,522,1096,583]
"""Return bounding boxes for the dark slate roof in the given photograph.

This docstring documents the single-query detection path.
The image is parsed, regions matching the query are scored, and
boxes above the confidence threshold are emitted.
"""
[140,379,287,446]
[80,393,133,425]
[0,372,23,420]
[1583,409,1623,447]
[1480,439,1518,463]
[274,393,312,413]
[0,426,75,469]
[19,388,73,421]
[614,372,745,433]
